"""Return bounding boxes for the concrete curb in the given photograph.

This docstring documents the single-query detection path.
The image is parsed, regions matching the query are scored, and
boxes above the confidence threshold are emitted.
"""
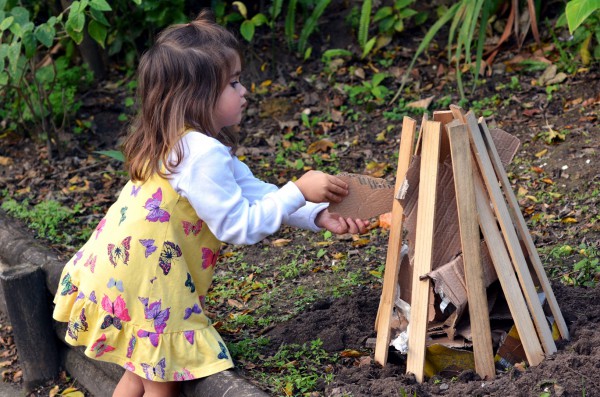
[0,210,269,397]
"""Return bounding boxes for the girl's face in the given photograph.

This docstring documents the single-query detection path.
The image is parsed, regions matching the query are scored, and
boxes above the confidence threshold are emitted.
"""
[214,55,247,131]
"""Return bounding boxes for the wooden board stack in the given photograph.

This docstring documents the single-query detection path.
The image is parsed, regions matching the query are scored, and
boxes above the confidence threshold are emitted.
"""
[374,105,569,383]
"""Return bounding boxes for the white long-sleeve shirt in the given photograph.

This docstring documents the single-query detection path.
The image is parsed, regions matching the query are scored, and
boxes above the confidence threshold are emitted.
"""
[168,131,327,245]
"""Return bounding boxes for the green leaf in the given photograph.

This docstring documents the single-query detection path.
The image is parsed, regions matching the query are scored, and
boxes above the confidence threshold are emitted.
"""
[378,16,395,32]
[394,19,404,32]
[372,72,387,86]
[373,6,393,23]
[35,23,55,48]
[0,70,7,85]
[89,8,110,26]
[7,40,21,75]
[131,0,141,5]
[90,0,112,11]
[240,20,255,42]
[395,0,414,9]
[9,6,29,25]
[88,20,107,47]
[67,10,85,33]
[284,0,297,50]
[9,22,21,37]
[66,25,84,44]
[298,0,331,54]
[251,13,268,26]
[0,15,13,31]
[322,48,353,59]
[361,36,376,59]
[233,1,248,19]
[22,30,36,59]
[94,150,125,162]
[0,0,6,11]
[565,0,600,34]
[358,0,371,48]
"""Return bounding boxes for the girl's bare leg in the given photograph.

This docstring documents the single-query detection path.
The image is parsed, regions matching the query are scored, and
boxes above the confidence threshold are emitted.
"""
[113,370,144,397]
[141,377,181,397]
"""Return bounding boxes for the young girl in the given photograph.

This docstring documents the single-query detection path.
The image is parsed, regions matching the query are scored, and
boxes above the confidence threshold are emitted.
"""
[53,10,368,397]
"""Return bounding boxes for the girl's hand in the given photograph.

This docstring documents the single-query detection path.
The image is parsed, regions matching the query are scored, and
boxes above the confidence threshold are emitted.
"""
[294,171,349,203]
[315,209,370,235]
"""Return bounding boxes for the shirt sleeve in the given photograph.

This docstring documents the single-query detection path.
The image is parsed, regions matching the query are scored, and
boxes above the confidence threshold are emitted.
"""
[232,158,327,231]
[168,132,311,244]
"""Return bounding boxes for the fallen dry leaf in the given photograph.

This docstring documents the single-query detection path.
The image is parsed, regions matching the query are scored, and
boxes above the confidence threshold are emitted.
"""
[307,139,334,154]
[272,238,292,247]
[407,95,435,110]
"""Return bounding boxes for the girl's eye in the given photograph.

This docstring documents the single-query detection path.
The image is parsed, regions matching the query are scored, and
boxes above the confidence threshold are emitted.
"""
[230,80,240,88]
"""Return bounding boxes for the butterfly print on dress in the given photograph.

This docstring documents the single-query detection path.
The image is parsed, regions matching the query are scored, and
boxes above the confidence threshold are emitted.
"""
[126,334,137,358]
[182,219,202,236]
[60,273,78,296]
[90,333,115,358]
[107,278,124,292]
[202,247,219,270]
[183,303,201,320]
[141,358,166,380]
[158,241,182,275]
[173,368,194,381]
[100,295,131,330]
[217,341,229,360]
[119,206,128,225]
[185,272,195,293]
[95,218,106,239]
[131,184,141,197]
[84,253,97,273]
[140,239,157,258]
[144,188,170,223]
[72,250,83,266]
[67,308,88,340]
[107,236,131,267]
[138,297,170,333]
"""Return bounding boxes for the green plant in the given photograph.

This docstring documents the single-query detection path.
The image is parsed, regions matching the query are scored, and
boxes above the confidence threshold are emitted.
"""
[345,72,390,104]
[1,197,84,243]
[556,1,600,66]
[390,0,543,103]
[227,1,273,42]
[1,0,112,157]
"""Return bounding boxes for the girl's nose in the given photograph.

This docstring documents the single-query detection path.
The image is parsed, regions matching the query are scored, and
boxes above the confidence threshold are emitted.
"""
[239,83,247,97]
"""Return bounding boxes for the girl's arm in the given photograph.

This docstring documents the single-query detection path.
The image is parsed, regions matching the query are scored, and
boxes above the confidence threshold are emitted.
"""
[231,157,327,231]
[170,134,305,245]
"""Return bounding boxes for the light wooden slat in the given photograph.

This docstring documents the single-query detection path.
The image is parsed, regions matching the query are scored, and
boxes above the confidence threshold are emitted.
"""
[406,120,441,382]
[464,111,556,356]
[413,113,429,156]
[472,172,545,366]
[374,117,417,366]
[478,118,569,340]
[433,110,454,162]
[447,121,496,379]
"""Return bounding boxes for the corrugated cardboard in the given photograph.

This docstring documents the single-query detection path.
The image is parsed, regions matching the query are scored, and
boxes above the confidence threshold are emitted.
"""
[328,173,394,219]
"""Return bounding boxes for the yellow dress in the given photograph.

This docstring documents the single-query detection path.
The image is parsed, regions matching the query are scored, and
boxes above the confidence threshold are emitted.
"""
[53,173,234,382]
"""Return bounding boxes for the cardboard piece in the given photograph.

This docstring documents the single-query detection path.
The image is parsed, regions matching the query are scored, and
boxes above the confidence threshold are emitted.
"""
[329,173,394,219]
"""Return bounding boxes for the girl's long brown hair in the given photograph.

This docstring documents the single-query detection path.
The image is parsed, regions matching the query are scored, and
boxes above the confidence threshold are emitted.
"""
[123,10,242,182]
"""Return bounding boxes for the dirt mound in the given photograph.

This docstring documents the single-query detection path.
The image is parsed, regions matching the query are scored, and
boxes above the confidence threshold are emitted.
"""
[265,283,600,396]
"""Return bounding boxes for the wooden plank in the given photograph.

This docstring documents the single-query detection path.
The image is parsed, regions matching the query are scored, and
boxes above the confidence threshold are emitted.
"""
[406,120,441,382]
[472,172,545,366]
[447,121,496,379]
[449,104,465,121]
[413,113,429,156]
[464,111,557,356]
[433,110,454,162]
[478,118,569,340]
[374,117,417,366]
